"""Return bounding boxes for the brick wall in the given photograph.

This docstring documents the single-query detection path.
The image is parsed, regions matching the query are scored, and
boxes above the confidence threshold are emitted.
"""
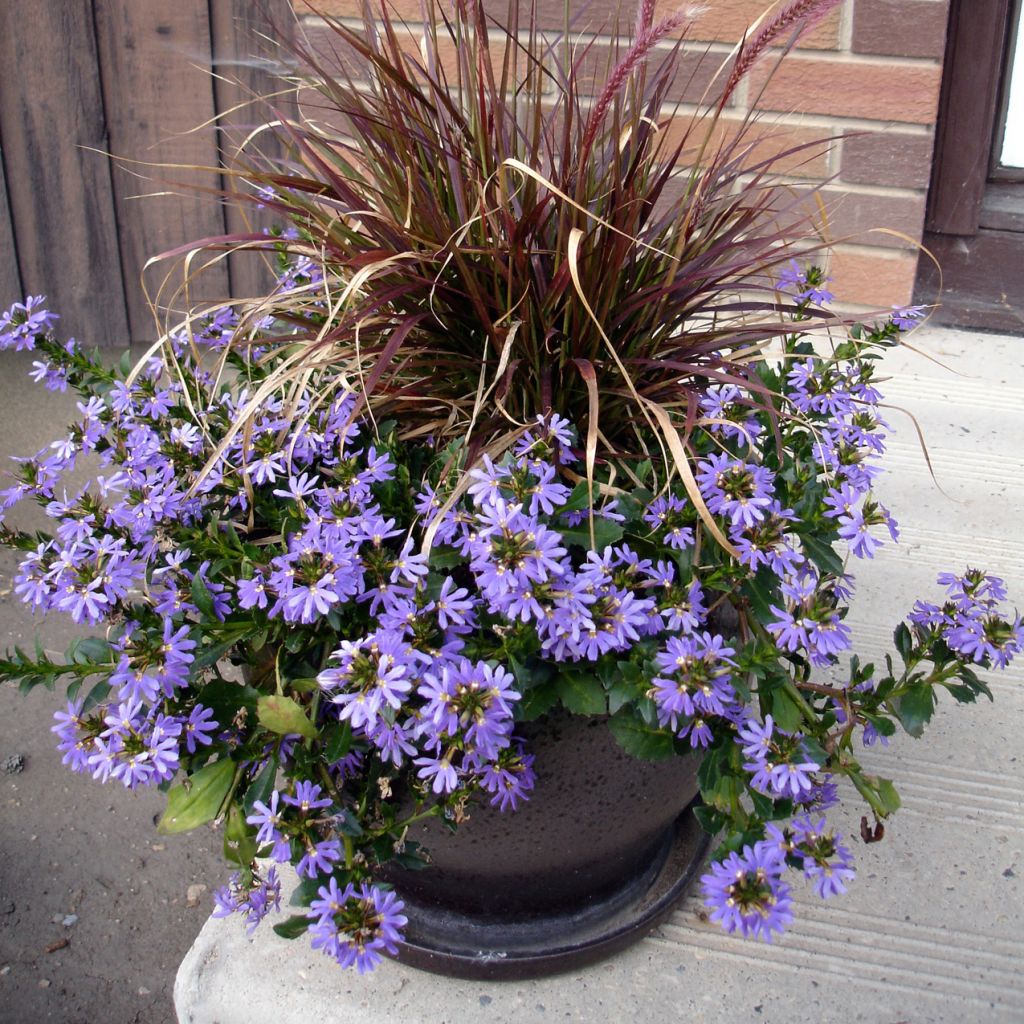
[295,0,951,309]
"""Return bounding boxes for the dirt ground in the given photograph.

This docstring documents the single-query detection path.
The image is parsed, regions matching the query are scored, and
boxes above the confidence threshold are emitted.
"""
[0,352,226,1024]
[0,662,224,1024]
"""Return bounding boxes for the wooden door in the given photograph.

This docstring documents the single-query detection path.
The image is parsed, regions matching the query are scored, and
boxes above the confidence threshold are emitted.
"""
[0,0,290,346]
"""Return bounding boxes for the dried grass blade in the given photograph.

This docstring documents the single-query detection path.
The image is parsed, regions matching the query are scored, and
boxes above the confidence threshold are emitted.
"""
[640,397,738,555]
[570,357,600,549]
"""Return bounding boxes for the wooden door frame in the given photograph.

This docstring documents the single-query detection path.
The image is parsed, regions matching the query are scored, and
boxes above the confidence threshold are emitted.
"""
[925,0,1011,235]
[916,0,1024,331]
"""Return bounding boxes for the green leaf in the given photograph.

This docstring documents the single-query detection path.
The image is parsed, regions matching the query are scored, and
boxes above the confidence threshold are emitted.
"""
[741,568,778,625]
[606,677,638,715]
[749,788,777,821]
[770,688,804,733]
[697,742,727,794]
[80,678,111,714]
[428,546,463,569]
[508,654,553,693]
[556,671,606,715]
[191,574,216,619]
[158,759,235,834]
[558,517,624,551]
[798,532,845,577]
[707,775,744,814]
[799,734,829,766]
[388,840,429,870]
[893,622,913,663]
[242,757,279,815]
[272,915,311,940]
[892,683,935,738]
[607,709,675,760]
[323,722,353,763]
[257,695,318,739]
[517,680,559,721]
[288,876,323,909]
[692,803,726,834]
[332,807,364,838]
[861,712,896,737]
[223,803,259,867]
[875,777,902,814]
[191,635,246,673]
[68,636,113,664]
[558,481,593,514]
[196,677,260,724]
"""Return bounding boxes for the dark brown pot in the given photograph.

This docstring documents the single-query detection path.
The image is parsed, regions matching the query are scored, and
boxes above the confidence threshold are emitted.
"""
[383,709,709,979]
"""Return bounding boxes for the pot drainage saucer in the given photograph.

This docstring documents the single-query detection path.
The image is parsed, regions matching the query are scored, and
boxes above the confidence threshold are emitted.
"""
[389,800,711,980]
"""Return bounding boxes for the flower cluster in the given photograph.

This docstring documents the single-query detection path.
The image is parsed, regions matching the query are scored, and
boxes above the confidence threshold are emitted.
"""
[0,265,1018,969]
[909,569,1023,669]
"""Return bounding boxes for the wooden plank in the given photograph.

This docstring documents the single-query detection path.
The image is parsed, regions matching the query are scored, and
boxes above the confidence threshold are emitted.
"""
[980,181,1024,232]
[0,0,129,347]
[925,0,1010,236]
[0,143,23,309]
[916,228,1024,332]
[209,0,294,301]
[93,0,230,340]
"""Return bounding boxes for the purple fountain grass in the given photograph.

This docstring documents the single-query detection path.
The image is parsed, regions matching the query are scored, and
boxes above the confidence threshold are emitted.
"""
[149,0,858,505]
[579,4,703,159]
[721,0,845,105]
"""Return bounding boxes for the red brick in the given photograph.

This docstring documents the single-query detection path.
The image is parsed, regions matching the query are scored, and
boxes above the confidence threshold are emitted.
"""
[749,56,943,124]
[840,129,935,188]
[852,0,950,60]
[828,245,918,306]
[311,1,841,48]
[659,112,833,176]
[660,0,841,48]
[571,42,733,105]
[297,17,519,85]
[311,0,424,19]
[795,186,927,249]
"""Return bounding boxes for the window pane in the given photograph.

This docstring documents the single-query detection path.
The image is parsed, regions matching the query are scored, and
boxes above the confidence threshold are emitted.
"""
[1001,11,1024,167]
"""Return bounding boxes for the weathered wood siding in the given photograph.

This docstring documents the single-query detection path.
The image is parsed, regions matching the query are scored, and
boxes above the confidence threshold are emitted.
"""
[0,0,291,346]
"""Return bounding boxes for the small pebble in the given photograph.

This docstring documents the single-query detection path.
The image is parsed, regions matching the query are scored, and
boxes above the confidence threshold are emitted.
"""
[186,883,207,908]
[138,987,151,997]
[1,755,24,775]
[38,979,50,989]
[0,965,11,976]
[62,914,78,928]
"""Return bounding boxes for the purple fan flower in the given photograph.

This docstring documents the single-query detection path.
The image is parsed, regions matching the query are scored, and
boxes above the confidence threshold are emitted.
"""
[701,840,793,941]
[182,704,218,753]
[891,305,925,331]
[697,453,775,530]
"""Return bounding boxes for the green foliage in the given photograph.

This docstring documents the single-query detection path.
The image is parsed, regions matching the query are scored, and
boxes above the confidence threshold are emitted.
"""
[257,695,319,739]
[272,915,312,940]
[158,760,236,835]
[556,670,608,716]
[608,708,676,760]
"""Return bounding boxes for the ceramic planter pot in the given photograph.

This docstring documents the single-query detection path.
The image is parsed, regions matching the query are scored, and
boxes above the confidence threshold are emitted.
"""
[382,709,709,979]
